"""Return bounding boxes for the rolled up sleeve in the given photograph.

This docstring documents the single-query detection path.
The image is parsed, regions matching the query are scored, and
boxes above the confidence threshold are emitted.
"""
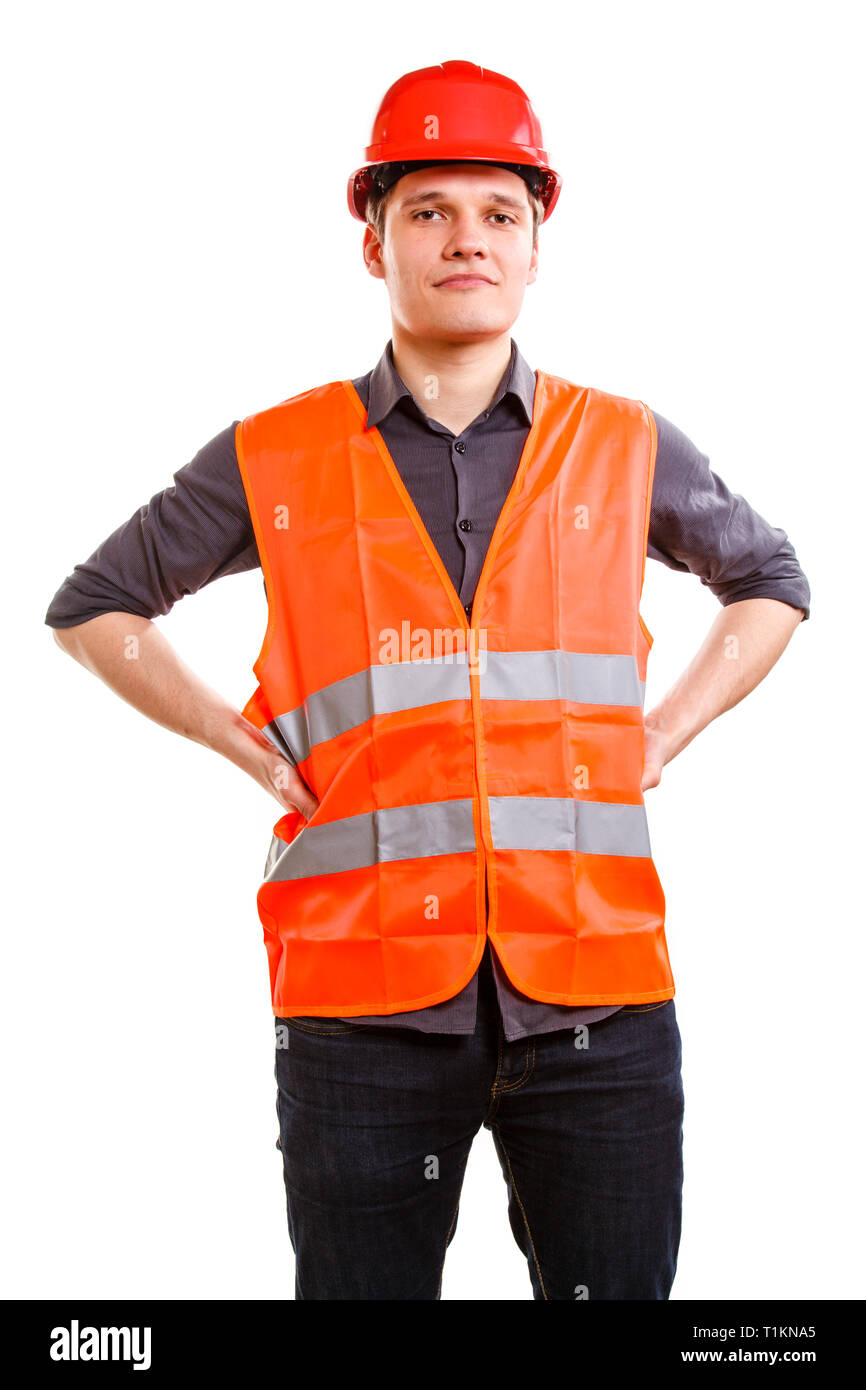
[648,411,811,621]
[44,422,258,629]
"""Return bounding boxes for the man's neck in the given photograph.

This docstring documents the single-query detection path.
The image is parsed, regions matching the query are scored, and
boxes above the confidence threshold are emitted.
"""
[390,331,513,436]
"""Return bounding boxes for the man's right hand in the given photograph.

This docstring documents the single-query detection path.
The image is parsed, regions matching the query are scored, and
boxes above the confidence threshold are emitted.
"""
[52,612,320,820]
[243,729,320,822]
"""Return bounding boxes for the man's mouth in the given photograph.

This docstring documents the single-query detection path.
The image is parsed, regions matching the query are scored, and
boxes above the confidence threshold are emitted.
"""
[435,275,496,288]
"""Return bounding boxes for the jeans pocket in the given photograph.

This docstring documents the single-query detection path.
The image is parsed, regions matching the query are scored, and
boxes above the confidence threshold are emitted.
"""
[278,1015,364,1035]
[620,1000,673,1012]
[274,1058,282,1152]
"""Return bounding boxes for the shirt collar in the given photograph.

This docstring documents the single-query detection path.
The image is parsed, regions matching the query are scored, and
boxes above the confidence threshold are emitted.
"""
[364,337,536,431]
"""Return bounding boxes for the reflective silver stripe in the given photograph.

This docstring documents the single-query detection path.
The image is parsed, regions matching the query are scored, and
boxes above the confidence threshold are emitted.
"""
[262,721,298,767]
[262,649,645,764]
[264,653,473,764]
[263,791,651,885]
[488,795,652,858]
[480,650,645,708]
[263,833,284,878]
[264,798,477,884]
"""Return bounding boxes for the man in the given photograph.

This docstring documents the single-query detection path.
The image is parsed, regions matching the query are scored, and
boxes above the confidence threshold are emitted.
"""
[45,60,810,1300]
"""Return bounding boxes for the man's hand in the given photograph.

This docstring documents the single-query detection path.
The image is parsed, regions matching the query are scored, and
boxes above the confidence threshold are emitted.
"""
[641,720,668,792]
[51,612,319,820]
[240,724,320,821]
[639,597,805,791]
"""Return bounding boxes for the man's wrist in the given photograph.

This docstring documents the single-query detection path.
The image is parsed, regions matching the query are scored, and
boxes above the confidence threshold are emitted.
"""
[199,701,262,765]
[644,702,699,765]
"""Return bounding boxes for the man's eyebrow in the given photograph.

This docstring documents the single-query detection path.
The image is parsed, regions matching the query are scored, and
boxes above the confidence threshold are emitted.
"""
[398,190,527,212]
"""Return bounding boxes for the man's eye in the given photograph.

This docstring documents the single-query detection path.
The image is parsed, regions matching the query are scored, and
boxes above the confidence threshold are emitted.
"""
[412,210,514,224]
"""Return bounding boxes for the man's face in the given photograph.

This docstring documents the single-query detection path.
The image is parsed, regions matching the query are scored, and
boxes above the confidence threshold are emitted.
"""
[362,163,539,344]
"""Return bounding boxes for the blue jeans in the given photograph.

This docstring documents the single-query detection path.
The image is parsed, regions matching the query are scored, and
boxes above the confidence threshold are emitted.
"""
[274,952,684,1300]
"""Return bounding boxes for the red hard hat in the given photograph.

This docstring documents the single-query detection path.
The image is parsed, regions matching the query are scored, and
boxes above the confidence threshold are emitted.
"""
[347,60,562,224]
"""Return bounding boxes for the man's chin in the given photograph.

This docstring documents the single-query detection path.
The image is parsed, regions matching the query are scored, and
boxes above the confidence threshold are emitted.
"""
[415,312,510,342]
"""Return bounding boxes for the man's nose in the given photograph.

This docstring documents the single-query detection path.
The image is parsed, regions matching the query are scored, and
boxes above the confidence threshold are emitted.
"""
[443,220,489,255]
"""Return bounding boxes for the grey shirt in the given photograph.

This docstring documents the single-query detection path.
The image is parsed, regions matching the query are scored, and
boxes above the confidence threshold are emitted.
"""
[44,339,811,1039]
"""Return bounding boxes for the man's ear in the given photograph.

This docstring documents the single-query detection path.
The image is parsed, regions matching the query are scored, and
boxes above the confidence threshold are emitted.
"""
[362,225,386,281]
[526,238,539,286]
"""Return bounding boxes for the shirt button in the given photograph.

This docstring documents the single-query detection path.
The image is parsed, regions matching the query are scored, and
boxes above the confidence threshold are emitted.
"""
[454,441,466,454]
[458,519,472,532]
[464,603,472,615]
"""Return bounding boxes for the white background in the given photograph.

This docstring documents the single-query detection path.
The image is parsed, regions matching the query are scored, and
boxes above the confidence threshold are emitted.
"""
[3,0,862,1300]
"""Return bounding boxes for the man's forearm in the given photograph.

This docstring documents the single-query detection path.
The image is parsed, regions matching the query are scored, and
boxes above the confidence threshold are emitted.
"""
[644,597,805,768]
[51,612,318,815]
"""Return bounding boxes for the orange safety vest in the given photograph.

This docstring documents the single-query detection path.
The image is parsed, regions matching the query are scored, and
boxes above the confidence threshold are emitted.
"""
[235,369,674,1017]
